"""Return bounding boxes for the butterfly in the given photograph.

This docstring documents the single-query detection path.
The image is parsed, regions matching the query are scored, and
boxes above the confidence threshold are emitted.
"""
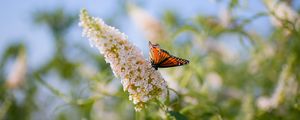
[149,41,189,70]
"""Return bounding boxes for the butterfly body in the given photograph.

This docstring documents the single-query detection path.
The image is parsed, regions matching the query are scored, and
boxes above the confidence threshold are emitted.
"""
[149,42,189,70]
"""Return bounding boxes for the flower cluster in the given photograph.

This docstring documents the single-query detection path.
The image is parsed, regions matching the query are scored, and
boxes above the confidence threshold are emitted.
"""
[6,50,27,89]
[256,64,297,110]
[265,0,300,33]
[79,9,167,111]
[128,4,166,43]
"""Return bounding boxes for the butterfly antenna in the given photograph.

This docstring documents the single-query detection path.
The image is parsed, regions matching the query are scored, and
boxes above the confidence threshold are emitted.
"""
[149,41,160,47]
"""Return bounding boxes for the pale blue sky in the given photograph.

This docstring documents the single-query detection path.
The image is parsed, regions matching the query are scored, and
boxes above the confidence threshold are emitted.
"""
[0,0,272,70]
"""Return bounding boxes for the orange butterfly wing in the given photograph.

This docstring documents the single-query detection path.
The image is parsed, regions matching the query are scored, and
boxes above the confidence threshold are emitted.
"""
[149,41,189,70]
[149,42,170,64]
[159,54,189,68]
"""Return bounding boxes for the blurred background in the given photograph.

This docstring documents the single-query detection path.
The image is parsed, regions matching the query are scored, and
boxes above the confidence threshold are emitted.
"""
[1,0,300,119]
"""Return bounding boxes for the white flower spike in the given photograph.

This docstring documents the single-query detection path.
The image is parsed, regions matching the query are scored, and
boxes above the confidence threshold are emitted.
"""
[79,9,167,111]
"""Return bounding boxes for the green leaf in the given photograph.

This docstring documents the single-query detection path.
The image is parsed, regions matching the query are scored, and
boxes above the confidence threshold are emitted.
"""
[168,111,188,120]
[229,0,239,9]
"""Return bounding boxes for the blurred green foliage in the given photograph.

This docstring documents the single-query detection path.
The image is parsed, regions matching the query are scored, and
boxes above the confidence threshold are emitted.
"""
[1,0,300,120]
